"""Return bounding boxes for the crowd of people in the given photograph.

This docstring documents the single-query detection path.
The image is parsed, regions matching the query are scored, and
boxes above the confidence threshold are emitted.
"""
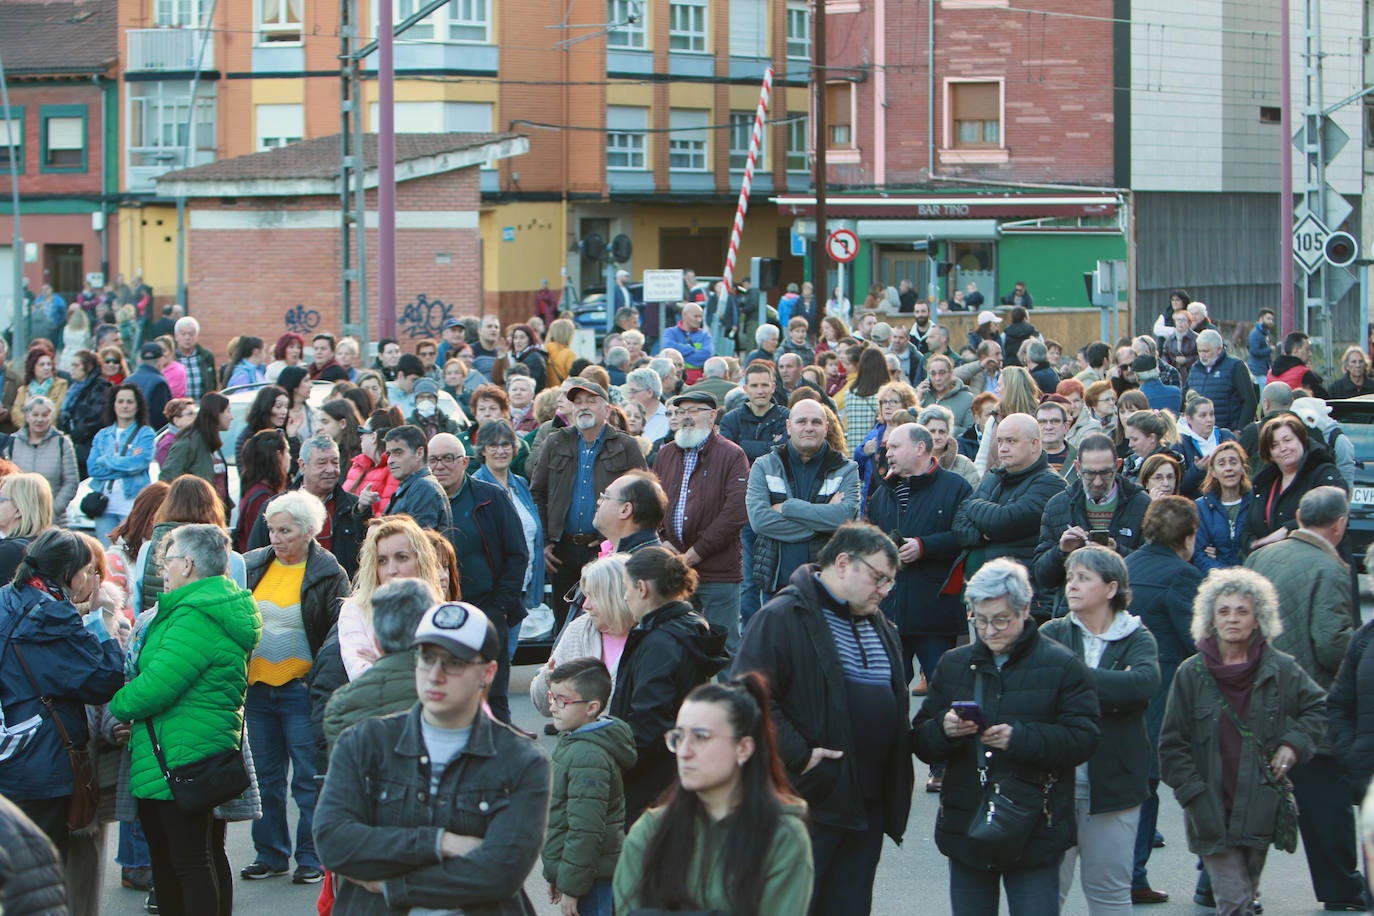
[4,281,1374,916]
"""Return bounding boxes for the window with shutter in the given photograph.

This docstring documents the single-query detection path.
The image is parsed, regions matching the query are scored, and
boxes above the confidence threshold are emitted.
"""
[826,83,853,149]
[730,0,766,59]
[0,114,22,172]
[951,82,1001,148]
[41,109,84,171]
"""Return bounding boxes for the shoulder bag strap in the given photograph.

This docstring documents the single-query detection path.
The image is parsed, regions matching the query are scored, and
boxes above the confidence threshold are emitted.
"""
[143,718,174,782]
[1193,657,1274,769]
[11,642,78,751]
[973,670,988,784]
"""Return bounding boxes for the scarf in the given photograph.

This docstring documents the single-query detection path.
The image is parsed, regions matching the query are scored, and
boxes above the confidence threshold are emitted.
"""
[1199,633,1266,817]
[27,378,53,398]
[63,376,91,412]
[1183,423,1220,458]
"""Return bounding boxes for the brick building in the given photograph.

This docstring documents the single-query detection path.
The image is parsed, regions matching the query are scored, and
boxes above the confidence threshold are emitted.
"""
[155,132,526,357]
[0,0,119,318]
[775,0,1128,311]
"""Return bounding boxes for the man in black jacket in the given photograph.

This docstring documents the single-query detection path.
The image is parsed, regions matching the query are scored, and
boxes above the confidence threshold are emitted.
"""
[1032,433,1151,619]
[952,413,1066,583]
[248,436,362,579]
[732,523,911,916]
[380,425,452,531]
[427,432,528,726]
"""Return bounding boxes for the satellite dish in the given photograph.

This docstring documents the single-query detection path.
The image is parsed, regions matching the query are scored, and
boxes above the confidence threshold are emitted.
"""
[580,233,606,261]
[610,233,633,264]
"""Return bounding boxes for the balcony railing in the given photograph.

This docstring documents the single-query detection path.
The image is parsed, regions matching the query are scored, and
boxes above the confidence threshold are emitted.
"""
[126,28,215,72]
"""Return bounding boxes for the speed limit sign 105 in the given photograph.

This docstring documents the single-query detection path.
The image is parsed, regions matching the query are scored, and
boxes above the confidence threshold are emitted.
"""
[827,229,859,263]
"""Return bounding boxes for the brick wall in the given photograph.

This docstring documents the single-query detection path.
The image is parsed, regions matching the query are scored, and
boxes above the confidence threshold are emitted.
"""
[7,83,106,196]
[185,168,484,356]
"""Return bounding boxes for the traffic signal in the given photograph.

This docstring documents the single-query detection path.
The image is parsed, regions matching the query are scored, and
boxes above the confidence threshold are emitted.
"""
[936,262,954,277]
[1325,231,1358,268]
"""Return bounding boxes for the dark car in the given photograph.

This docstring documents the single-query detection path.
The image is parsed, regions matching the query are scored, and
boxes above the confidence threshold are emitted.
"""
[1327,394,1374,569]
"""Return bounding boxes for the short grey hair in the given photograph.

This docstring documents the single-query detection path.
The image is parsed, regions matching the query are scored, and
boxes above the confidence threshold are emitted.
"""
[621,329,646,348]
[1133,335,1158,356]
[755,325,780,346]
[1196,329,1223,349]
[606,346,630,370]
[298,434,338,465]
[173,316,200,334]
[648,358,674,384]
[371,578,435,654]
[1063,545,1131,611]
[264,490,327,539]
[703,356,728,379]
[167,524,230,579]
[964,558,1033,614]
[626,367,662,399]
[1025,340,1048,365]
[22,396,55,416]
[1298,485,1349,530]
[1191,567,1283,643]
[1262,381,1294,410]
[918,404,955,429]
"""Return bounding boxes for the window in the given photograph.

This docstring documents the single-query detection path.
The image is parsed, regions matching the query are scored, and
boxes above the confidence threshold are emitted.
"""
[669,109,709,171]
[730,111,765,171]
[41,108,85,171]
[1259,106,1281,124]
[786,114,809,172]
[0,107,24,174]
[391,0,489,43]
[730,0,766,59]
[669,0,707,52]
[786,1,811,60]
[256,103,303,150]
[950,81,1000,148]
[607,0,645,48]
[825,82,853,148]
[128,84,216,169]
[155,0,204,27]
[607,106,648,170]
[258,0,302,42]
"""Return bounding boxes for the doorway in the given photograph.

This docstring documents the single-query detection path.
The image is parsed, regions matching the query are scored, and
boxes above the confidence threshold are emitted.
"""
[44,244,83,303]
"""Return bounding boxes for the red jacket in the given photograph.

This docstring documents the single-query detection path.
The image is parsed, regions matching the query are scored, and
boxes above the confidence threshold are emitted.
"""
[343,454,397,516]
[652,432,750,583]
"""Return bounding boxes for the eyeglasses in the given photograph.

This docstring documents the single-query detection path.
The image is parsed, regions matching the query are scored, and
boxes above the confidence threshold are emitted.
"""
[1078,468,1115,480]
[428,454,465,466]
[103,359,121,365]
[851,555,895,591]
[414,649,480,676]
[596,490,630,505]
[664,727,728,754]
[546,691,595,710]
[483,442,515,452]
[878,398,904,407]
[676,406,714,417]
[970,614,1016,632]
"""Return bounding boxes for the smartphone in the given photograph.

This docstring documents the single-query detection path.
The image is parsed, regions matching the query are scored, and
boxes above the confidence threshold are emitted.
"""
[950,701,987,732]
[1089,529,1111,545]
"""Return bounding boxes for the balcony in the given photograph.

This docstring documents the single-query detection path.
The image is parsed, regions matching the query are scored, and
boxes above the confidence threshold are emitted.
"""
[126,29,215,73]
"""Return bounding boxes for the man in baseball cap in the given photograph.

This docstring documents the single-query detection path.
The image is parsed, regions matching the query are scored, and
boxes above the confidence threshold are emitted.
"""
[315,599,551,913]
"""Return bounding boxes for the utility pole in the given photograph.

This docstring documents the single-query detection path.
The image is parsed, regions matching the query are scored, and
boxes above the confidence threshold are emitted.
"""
[812,0,828,316]
[1279,0,1294,332]
[0,51,26,360]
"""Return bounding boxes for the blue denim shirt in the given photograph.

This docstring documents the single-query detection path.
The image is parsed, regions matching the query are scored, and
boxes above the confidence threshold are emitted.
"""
[88,423,155,499]
[564,426,605,536]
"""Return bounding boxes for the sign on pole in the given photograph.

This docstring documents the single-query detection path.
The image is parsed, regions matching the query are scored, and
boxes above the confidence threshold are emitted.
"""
[642,269,685,302]
[1292,212,1329,275]
[826,229,859,263]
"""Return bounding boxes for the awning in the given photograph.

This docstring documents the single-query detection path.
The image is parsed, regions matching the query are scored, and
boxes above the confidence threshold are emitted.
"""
[792,218,1000,240]
[775,193,1120,220]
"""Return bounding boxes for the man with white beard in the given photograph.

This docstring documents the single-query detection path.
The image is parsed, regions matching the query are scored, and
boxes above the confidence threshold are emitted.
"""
[653,391,751,653]
[531,379,648,630]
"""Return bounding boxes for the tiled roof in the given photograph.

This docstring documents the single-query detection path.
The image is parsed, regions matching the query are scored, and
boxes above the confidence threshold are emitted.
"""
[161,133,519,182]
[0,0,117,76]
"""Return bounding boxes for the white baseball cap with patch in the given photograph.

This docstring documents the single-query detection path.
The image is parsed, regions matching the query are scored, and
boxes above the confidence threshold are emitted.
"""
[412,601,501,662]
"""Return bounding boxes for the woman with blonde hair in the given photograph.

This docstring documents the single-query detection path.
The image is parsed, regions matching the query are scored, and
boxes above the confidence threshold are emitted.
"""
[0,472,54,584]
[530,555,636,717]
[336,516,442,679]
[545,318,577,388]
[974,365,1041,473]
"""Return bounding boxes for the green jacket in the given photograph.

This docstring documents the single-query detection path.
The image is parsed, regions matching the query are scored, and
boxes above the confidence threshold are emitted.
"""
[542,717,636,897]
[109,575,262,801]
[159,429,217,485]
[613,802,814,916]
[1159,642,1325,856]
[321,650,417,761]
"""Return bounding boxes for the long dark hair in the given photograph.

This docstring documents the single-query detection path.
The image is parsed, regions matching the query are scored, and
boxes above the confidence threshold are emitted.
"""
[852,346,890,398]
[185,391,229,450]
[240,428,288,495]
[103,382,149,428]
[231,335,264,365]
[636,672,798,913]
[246,384,287,434]
[321,398,363,466]
[16,528,94,593]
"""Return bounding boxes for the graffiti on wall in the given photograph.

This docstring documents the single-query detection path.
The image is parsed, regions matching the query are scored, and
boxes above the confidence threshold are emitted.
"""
[399,294,457,340]
[284,305,322,336]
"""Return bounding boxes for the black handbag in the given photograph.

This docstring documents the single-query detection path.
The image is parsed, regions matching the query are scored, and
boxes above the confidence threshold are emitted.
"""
[145,718,250,814]
[82,425,138,519]
[963,672,1052,868]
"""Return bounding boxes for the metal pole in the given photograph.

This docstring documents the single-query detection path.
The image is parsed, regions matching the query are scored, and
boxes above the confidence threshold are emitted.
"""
[175,0,218,311]
[812,0,828,323]
[1280,0,1294,332]
[0,51,26,360]
[721,66,774,289]
[377,0,396,339]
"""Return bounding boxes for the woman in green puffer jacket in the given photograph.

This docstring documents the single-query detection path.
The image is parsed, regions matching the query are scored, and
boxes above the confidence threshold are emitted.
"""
[109,523,262,916]
[613,673,814,916]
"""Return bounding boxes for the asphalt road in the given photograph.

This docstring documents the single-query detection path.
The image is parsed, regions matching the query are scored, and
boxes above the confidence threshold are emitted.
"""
[96,588,1374,916]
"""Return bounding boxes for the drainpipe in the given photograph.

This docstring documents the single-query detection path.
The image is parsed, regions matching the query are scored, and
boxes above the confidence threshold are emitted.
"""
[874,0,886,187]
[926,0,935,180]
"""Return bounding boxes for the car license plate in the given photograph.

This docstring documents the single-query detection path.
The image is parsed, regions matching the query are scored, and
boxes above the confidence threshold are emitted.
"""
[1354,486,1374,505]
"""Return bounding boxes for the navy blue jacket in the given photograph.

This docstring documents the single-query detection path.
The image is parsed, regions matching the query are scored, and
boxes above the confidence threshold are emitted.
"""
[444,475,530,626]
[0,583,125,800]
[1185,352,1256,433]
[127,363,172,426]
[1192,488,1253,573]
[865,465,972,637]
[1176,429,1238,498]
[719,403,789,464]
[1139,377,1182,413]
